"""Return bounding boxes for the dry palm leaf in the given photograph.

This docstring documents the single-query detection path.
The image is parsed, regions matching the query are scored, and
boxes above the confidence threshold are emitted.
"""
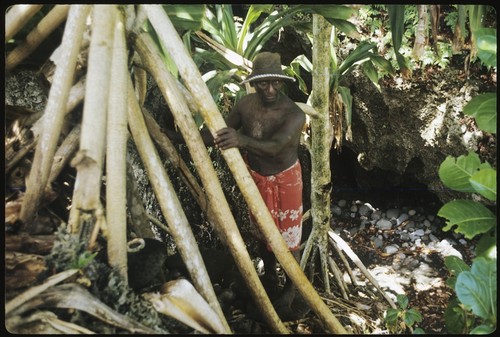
[144,279,227,334]
[10,283,158,334]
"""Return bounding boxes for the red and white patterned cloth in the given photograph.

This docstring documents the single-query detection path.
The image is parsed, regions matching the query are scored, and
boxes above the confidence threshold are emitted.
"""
[248,159,303,251]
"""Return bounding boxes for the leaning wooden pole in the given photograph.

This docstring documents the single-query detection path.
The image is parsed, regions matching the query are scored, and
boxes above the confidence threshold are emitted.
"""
[126,77,231,333]
[134,32,288,334]
[19,5,90,231]
[105,9,129,281]
[5,4,44,41]
[69,5,115,233]
[143,5,347,334]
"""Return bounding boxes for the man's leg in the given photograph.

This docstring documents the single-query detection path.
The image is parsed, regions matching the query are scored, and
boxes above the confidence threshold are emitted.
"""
[259,244,280,300]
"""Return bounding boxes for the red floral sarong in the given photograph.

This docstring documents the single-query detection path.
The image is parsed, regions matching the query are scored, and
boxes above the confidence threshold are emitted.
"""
[248,159,303,251]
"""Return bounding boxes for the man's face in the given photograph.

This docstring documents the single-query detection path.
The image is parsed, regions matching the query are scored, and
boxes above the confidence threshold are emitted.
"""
[253,79,283,103]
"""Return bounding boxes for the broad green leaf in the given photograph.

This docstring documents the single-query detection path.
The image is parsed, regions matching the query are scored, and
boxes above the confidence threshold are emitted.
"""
[463,93,497,133]
[455,257,497,321]
[404,308,422,326]
[337,41,376,77]
[476,28,497,67]
[444,255,470,289]
[438,200,496,239]
[396,294,409,309]
[444,255,471,274]
[164,5,205,32]
[307,4,355,20]
[469,168,496,201]
[387,5,409,73]
[369,54,395,75]
[475,233,497,259]
[444,298,468,334]
[216,5,237,49]
[324,18,360,39]
[385,308,399,325]
[237,5,273,53]
[470,324,496,334]
[438,152,481,192]
[362,60,381,91]
[413,327,425,334]
[290,55,313,94]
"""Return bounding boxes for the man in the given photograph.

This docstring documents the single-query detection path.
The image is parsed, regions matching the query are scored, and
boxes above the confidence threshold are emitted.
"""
[212,52,306,315]
[169,52,306,317]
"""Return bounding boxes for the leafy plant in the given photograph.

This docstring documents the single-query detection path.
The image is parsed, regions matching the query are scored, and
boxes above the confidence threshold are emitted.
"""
[437,24,496,334]
[385,294,424,334]
[70,250,98,269]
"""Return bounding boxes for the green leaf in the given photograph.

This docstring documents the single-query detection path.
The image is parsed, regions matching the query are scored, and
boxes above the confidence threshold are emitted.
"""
[385,308,399,325]
[307,4,355,20]
[369,54,395,75]
[237,5,273,53]
[470,324,496,334]
[337,41,376,77]
[438,200,496,239]
[444,255,470,289]
[396,294,409,309]
[476,28,497,67]
[475,232,497,259]
[362,60,381,91]
[455,257,497,321]
[444,255,471,274]
[163,5,206,32]
[469,168,496,201]
[404,308,422,326]
[444,298,468,334]
[325,18,361,39]
[413,327,425,334]
[439,152,482,192]
[463,93,497,134]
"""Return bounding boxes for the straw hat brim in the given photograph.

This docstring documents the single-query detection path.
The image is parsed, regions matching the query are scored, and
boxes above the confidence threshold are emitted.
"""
[240,73,296,84]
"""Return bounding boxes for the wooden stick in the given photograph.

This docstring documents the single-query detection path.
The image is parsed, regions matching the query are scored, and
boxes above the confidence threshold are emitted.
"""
[328,230,396,308]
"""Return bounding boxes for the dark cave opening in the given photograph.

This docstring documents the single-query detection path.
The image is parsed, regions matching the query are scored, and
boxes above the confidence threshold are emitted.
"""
[330,147,443,214]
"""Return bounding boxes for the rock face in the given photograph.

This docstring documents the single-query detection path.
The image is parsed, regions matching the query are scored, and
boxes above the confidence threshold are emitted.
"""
[339,68,494,204]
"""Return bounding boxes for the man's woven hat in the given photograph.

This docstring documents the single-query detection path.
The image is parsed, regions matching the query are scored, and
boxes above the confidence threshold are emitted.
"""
[240,52,295,84]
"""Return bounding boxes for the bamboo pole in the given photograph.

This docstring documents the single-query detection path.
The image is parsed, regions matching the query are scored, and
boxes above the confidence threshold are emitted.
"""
[6,5,70,72]
[106,9,129,281]
[69,5,115,232]
[20,5,90,232]
[143,5,347,334]
[5,4,44,41]
[134,32,288,333]
[126,77,231,333]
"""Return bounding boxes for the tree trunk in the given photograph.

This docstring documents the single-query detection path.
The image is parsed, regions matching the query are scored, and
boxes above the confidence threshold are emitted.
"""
[301,14,333,294]
[412,5,428,60]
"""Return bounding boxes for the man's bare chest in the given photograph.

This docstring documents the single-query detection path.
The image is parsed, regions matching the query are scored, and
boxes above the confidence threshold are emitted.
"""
[242,110,285,139]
